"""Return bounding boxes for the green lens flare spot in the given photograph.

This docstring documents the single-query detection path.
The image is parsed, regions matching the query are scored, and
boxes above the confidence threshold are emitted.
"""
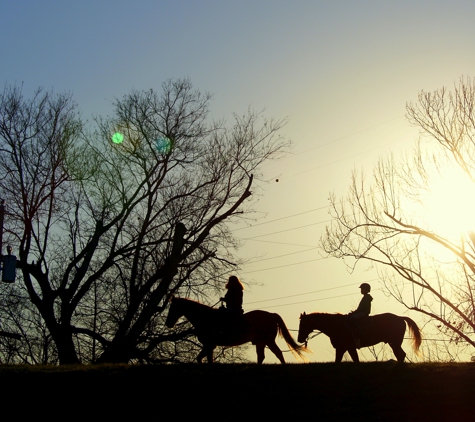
[156,136,172,153]
[112,132,125,144]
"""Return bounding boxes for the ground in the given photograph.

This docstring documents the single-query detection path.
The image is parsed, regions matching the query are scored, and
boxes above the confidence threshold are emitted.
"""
[1,362,474,421]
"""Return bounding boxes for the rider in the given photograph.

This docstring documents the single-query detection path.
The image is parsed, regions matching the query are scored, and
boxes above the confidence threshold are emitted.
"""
[348,283,373,348]
[217,275,244,340]
[220,275,244,314]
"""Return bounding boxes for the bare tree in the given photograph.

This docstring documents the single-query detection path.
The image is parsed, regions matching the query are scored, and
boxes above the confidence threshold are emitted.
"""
[0,281,58,364]
[0,79,288,364]
[0,84,83,363]
[322,77,475,358]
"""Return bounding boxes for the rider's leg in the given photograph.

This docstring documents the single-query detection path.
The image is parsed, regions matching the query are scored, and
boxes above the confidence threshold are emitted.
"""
[349,312,364,348]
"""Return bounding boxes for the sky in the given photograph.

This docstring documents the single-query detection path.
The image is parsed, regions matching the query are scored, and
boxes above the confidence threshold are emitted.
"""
[2,0,475,363]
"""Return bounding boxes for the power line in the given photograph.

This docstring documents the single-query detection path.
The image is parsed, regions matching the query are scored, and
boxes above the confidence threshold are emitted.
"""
[240,220,331,240]
[246,279,381,310]
[247,292,358,311]
[231,119,413,236]
[232,205,330,232]
[239,239,318,247]
[233,117,414,243]
[247,282,362,304]
[240,256,327,274]
[279,134,413,181]
[272,115,405,162]
[230,122,414,242]
[228,118,415,281]
[243,246,319,264]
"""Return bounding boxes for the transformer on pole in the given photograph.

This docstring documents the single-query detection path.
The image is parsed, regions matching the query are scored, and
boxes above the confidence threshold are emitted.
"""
[0,200,16,283]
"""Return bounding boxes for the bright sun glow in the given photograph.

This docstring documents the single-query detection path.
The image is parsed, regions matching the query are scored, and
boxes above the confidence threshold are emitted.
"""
[424,165,475,239]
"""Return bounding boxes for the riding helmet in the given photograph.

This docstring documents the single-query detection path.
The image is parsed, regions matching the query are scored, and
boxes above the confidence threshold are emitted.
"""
[359,283,371,292]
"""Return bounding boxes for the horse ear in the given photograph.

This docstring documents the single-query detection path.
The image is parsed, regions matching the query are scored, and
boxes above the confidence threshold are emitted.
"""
[169,295,175,303]
[303,311,306,316]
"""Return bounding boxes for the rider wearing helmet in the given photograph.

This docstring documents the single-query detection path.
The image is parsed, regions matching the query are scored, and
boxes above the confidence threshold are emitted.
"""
[354,283,372,316]
[348,283,373,348]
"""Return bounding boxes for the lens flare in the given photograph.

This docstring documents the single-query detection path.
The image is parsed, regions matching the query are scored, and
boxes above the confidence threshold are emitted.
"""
[112,132,124,144]
[156,136,172,154]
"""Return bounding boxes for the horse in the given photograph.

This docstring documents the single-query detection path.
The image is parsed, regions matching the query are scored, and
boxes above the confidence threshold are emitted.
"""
[165,296,307,363]
[298,312,422,363]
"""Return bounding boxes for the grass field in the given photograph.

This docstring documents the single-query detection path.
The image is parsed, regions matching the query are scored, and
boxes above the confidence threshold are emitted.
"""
[1,362,474,421]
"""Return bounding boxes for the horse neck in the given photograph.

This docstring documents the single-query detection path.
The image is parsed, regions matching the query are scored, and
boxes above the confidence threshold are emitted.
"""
[308,313,345,335]
[178,299,215,327]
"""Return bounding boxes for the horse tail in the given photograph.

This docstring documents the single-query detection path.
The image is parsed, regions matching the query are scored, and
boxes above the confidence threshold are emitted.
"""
[274,313,308,361]
[403,317,422,356]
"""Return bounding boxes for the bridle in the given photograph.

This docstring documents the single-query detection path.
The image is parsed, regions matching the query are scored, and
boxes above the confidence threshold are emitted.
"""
[308,330,322,341]
[302,330,322,348]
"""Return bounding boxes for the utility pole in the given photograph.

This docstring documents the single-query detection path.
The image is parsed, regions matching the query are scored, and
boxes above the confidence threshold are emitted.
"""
[0,200,16,282]
[0,200,20,338]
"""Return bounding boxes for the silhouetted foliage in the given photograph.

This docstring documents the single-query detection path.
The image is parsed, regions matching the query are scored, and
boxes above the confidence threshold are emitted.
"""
[0,80,289,364]
[322,77,475,358]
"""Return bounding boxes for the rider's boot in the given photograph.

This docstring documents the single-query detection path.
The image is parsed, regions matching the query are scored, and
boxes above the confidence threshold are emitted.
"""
[352,331,361,348]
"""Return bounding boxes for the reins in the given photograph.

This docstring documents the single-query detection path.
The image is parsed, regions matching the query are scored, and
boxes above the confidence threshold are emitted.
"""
[304,330,322,348]
[211,299,222,308]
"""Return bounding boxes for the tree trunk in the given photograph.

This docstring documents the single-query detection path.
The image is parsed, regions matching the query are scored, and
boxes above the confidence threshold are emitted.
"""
[51,326,80,365]
[97,223,187,364]
[97,338,133,364]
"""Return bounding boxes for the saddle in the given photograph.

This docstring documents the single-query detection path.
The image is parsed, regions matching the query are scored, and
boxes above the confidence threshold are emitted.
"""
[346,314,374,331]
[355,316,373,330]
[346,315,374,349]
[214,309,245,343]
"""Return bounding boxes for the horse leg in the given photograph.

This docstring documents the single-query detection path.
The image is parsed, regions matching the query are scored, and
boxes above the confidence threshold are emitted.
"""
[197,344,215,364]
[206,344,217,363]
[267,340,286,364]
[389,343,406,362]
[348,347,360,363]
[335,348,345,363]
[256,343,266,364]
[197,347,207,363]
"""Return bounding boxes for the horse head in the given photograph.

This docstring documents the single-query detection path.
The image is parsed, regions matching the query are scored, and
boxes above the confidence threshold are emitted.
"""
[297,312,313,344]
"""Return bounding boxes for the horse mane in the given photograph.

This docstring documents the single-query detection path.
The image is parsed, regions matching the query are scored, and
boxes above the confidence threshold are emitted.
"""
[173,297,216,311]
[303,312,347,328]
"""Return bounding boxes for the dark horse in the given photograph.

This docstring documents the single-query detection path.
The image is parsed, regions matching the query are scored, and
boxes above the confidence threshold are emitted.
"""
[298,312,422,362]
[166,297,307,363]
